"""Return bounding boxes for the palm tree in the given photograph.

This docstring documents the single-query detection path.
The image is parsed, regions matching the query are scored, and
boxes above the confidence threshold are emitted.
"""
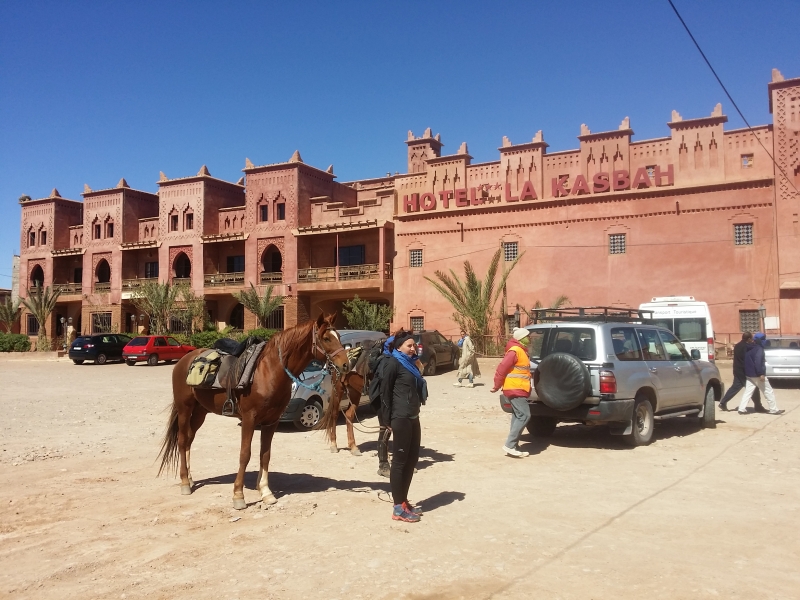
[425,247,523,352]
[234,284,284,328]
[131,281,180,335]
[0,297,21,332]
[21,285,62,348]
[520,295,572,323]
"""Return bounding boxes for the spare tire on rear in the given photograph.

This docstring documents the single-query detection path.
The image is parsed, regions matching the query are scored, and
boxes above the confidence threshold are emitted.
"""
[535,352,592,411]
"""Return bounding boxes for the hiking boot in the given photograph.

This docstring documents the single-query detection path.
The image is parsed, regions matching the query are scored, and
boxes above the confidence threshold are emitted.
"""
[503,445,529,458]
[392,504,421,523]
[402,501,423,516]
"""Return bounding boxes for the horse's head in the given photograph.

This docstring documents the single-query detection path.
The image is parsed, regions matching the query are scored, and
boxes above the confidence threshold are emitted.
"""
[314,312,350,376]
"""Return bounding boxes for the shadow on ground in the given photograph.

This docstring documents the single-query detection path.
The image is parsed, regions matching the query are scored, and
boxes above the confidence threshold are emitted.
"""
[193,470,390,496]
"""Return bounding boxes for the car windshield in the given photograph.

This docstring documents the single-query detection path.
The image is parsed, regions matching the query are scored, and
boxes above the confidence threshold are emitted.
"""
[764,338,800,350]
[127,337,149,347]
[649,318,707,342]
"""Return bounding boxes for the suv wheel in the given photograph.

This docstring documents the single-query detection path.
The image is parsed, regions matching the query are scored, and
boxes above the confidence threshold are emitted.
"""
[623,396,654,447]
[425,358,437,376]
[527,416,557,437]
[699,385,717,429]
[294,399,323,431]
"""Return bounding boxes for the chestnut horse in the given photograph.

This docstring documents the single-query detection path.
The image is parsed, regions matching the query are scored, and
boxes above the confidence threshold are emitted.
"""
[320,347,374,456]
[158,313,350,509]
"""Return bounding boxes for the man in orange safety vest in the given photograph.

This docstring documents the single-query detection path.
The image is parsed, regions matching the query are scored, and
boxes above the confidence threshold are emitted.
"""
[491,328,532,458]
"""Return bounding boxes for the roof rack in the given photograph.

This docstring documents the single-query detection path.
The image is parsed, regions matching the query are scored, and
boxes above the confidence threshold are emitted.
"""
[529,306,654,324]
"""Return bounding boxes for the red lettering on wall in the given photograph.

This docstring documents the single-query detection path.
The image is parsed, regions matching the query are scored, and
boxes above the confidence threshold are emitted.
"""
[571,174,590,196]
[504,183,519,202]
[593,172,610,193]
[612,170,630,191]
[421,192,436,211]
[654,165,674,187]
[631,167,652,189]
[404,194,419,212]
[438,190,452,209]
[552,176,570,197]
[454,188,469,207]
[470,187,482,206]
[519,181,537,201]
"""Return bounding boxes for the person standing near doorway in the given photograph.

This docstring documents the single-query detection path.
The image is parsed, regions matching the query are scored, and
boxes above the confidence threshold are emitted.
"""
[491,328,532,458]
[454,330,480,388]
[718,332,764,412]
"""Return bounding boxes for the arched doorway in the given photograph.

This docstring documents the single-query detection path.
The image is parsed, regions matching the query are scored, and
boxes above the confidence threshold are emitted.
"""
[30,265,44,289]
[174,253,191,279]
[95,260,111,283]
[262,245,283,273]
[230,303,245,330]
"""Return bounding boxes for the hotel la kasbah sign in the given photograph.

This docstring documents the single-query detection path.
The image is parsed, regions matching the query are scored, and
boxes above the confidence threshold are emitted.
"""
[401,164,675,214]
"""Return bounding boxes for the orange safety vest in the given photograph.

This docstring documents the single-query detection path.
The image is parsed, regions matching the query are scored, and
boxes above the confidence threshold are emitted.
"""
[503,345,531,393]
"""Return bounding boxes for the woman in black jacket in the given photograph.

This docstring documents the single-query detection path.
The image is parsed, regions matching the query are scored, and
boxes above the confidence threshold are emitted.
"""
[379,330,426,523]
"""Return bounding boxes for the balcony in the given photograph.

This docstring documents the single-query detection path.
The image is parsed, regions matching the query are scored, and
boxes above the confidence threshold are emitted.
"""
[298,263,391,283]
[94,282,111,293]
[260,272,283,284]
[122,278,158,291]
[53,283,82,295]
[204,272,245,288]
[172,277,191,286]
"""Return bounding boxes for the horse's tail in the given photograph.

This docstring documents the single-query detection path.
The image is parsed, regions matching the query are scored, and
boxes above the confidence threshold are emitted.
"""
[316,376,347,443]
[157,402,180,476]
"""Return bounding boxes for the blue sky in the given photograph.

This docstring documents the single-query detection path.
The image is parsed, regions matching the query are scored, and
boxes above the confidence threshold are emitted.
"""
[1,0,797,284]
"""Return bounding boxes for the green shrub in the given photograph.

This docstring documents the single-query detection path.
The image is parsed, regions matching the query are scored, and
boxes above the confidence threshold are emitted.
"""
[237,328,278,343]
[0,332,32,352]
[188,330,230,349]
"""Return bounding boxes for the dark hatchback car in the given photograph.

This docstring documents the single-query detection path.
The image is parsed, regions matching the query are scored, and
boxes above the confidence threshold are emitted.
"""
[412,330,459,375]
[69,334,132,365]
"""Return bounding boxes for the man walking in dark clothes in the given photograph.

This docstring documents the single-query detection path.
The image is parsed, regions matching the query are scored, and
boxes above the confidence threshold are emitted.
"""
[718,332,764,412]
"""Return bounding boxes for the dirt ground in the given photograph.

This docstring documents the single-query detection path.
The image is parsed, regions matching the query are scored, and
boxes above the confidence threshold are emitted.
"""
[1,355,798,600]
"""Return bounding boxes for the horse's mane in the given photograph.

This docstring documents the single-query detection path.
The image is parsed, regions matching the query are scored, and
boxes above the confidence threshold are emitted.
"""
[264,318,318,357]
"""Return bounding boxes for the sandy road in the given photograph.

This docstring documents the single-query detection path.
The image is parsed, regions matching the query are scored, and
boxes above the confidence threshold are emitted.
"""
[0,356,798,599]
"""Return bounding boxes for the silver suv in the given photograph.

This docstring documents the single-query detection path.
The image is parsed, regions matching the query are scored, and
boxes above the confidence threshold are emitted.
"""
[521,308,724,446]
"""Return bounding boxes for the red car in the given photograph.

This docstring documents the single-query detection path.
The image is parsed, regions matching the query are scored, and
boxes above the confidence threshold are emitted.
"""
[123,335,196,366]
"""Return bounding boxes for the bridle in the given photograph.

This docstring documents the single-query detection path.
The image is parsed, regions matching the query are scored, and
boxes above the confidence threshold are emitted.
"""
[311,324,347,378]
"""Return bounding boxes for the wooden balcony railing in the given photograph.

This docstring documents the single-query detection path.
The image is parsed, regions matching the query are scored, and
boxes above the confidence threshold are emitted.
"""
[53,283,82,295]
[297,263,392,283]
[94,282,111,293]
[260,271,284,284]
[204,272,245,287]
[122,278,158,291]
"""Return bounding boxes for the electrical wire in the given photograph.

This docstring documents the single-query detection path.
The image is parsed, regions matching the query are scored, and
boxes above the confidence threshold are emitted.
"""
[666,0,799,196]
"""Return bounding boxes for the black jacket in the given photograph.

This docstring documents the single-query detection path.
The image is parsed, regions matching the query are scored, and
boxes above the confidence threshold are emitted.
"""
[379,356,423,420]
[732,340,749,378]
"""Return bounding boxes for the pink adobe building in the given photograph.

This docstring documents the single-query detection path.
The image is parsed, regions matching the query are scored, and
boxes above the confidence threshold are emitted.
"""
[16,69,800,345]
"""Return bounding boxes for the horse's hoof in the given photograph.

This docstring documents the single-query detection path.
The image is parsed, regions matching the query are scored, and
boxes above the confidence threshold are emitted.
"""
[261,494,278,505]
[330,446,339,453]
[378,463,390,478]
[232,497,247,510]
[350,447,362,456]
[180,485,192,495]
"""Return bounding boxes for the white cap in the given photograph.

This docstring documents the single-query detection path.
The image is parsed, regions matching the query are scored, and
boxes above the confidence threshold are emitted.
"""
[512,328,530,341]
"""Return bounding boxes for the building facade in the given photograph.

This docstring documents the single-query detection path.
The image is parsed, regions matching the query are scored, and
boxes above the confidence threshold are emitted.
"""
[17,70,800,343]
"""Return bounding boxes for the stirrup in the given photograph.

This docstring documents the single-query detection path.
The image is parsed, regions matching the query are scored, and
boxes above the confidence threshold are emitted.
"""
[222,397,236,416]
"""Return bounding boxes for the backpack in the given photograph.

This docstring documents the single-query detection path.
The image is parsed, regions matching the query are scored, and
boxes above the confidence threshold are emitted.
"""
[366,338,386,373]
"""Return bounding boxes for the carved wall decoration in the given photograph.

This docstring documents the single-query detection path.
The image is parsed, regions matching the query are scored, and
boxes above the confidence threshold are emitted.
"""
[257,237,285,266]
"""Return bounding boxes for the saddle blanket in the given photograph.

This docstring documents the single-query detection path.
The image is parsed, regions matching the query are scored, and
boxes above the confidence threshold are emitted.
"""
[185,340,267,391]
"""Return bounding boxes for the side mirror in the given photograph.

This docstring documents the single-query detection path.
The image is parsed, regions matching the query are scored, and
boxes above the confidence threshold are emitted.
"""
[690,349,701,360]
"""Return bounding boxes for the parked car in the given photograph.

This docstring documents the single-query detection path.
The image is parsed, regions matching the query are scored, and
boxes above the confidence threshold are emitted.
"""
[122,335,196,366]
[508,307,723,446]
[280,360,335,430]
[412,330,460,375]
[764,336,800,379]
[69,334,132,365]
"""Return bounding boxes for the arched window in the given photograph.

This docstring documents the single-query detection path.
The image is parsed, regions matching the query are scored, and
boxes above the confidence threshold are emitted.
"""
[230,303,244,330]
[30,265,44,289]
[174,253,191,279]
[95,259,111,283]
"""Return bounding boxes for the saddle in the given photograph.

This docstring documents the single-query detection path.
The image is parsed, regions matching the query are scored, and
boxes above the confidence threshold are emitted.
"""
[186,336,268,416]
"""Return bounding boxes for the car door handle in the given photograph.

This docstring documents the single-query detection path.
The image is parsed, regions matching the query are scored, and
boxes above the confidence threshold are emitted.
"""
[674,367,682,372]
[649,368,658,374]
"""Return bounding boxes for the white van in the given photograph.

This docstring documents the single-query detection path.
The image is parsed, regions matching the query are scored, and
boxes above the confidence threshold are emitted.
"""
[639,296,715,361]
